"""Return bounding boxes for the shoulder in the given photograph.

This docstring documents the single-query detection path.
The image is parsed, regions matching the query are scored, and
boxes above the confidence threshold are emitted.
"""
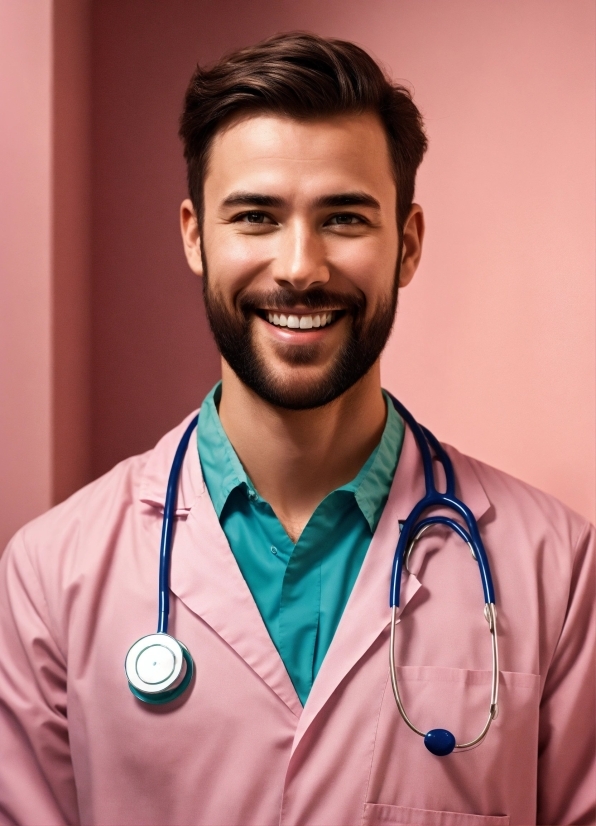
[2,410,200,588]
[445,443,594,573]
[443,444,594,685]
[2,449,151,592]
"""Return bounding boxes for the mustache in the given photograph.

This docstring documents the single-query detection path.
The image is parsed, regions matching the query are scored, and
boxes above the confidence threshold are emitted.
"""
[238,287,366,315]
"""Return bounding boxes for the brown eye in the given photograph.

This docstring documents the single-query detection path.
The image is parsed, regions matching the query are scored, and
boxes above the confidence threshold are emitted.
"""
[328,214,362,225]
[234,211,275,226]
[245,212,266,223]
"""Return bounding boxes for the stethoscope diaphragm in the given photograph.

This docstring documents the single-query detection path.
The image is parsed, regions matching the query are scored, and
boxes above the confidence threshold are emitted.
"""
[125,633,193,704]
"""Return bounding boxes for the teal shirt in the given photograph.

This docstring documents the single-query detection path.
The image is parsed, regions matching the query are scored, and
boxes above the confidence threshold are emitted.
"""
[198,384,404,705]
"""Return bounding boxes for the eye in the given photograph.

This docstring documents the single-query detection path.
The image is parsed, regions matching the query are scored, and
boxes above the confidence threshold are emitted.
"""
[235,211,274,225]
[327,213,365,226]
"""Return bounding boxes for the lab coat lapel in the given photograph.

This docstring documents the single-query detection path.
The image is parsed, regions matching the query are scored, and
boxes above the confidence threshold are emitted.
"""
[172,493,302,716]
[139,413,302,718]
[290,424,491,754]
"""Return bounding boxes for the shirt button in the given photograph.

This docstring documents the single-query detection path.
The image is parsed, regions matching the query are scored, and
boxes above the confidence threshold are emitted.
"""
[248,490,257,500]
[270,546,278,555]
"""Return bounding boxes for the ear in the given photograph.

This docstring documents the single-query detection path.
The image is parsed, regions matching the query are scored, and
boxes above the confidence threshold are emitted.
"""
[180,199,204,277]
[398,204,425,288]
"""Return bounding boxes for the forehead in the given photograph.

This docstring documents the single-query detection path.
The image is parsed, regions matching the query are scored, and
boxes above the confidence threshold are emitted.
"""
[204,111,396,204]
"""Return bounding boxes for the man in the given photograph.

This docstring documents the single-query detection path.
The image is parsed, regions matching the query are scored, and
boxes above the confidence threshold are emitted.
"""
[0,32,594,826]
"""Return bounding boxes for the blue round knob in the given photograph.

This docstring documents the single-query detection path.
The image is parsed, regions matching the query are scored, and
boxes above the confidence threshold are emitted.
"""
[424,728,456,756]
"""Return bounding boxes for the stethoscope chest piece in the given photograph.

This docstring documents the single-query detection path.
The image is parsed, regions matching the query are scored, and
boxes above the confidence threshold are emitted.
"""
[125,633,194,705]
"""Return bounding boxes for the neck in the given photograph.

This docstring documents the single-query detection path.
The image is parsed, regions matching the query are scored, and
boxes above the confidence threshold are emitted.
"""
[217,362,387,542]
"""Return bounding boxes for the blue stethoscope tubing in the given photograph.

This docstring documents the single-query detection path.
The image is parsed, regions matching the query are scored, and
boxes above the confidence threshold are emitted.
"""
[125,398,499,754]
[158,414,200,636]
[387,394,495,609]
[386,394,499,756]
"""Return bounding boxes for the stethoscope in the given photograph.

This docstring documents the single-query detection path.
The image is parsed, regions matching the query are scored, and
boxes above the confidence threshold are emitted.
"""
[124,414,198,705]
[125,397,499,756]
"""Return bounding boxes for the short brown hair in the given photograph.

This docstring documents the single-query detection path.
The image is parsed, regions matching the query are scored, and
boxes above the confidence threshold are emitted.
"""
[179,32,427,230]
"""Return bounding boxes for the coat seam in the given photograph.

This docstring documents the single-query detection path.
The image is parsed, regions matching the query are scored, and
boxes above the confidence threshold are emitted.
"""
[538,521,593,705]
[19,531,66,664]
[361,663,391,825]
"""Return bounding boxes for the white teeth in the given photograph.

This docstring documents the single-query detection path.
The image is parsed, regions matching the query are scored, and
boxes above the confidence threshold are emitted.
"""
[264,311,335,328]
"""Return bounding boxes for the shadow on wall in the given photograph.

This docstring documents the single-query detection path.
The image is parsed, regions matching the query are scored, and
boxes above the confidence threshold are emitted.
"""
[91,0,224,478]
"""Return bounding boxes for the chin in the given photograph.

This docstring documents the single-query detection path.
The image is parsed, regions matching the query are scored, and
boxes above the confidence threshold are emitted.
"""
[253,376,335,410]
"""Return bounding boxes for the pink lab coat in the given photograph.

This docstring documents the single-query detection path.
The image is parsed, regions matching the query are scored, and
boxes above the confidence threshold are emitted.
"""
[0,413,594,826]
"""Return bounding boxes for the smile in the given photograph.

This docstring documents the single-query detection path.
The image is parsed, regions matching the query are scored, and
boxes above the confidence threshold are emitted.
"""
[261,311,341,329]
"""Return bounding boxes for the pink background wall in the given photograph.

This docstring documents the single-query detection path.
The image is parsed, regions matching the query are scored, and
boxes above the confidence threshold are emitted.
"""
[377,1,596,523]
[0,1,53,550]
[53,0,92,504]
[1,0,594,551]
[0,0,91,550]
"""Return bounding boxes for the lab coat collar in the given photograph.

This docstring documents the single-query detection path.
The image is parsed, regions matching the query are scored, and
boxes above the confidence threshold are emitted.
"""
[138,408,490,522]
[393,423,491,523]
[139,410,204,513]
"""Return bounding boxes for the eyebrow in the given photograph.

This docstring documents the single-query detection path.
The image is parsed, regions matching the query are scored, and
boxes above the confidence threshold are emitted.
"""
[314,192,381,210]
[220,190,381,211]
[221,192,285,209]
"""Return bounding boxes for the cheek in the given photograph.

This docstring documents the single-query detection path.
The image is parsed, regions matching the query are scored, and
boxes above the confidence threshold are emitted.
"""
[206,229,277,295]
[327,236,397,298]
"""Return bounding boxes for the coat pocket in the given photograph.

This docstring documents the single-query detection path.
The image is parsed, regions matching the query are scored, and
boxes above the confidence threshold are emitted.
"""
[364,667,539,820]
[363,803,510,826]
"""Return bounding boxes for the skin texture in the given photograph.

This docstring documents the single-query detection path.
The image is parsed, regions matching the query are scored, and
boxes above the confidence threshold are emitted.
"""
[181,112,424,540]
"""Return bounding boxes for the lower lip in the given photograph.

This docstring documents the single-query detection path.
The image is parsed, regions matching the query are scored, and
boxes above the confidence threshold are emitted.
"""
[255,314,340,343]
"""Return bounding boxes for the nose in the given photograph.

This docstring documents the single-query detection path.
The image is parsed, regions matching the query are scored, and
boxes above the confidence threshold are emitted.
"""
[272,219,330,291]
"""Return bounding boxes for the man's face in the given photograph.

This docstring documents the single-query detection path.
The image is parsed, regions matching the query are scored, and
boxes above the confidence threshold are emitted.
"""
[183,112,419,409]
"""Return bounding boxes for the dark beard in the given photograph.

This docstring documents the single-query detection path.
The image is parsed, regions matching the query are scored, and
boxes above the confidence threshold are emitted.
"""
[202,272,399,411]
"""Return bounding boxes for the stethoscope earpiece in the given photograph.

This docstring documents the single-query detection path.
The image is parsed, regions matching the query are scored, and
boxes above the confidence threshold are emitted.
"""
[125,633,194,705]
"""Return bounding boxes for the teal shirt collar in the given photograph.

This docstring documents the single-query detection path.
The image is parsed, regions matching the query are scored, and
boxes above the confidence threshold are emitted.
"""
[198,383,403,534]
